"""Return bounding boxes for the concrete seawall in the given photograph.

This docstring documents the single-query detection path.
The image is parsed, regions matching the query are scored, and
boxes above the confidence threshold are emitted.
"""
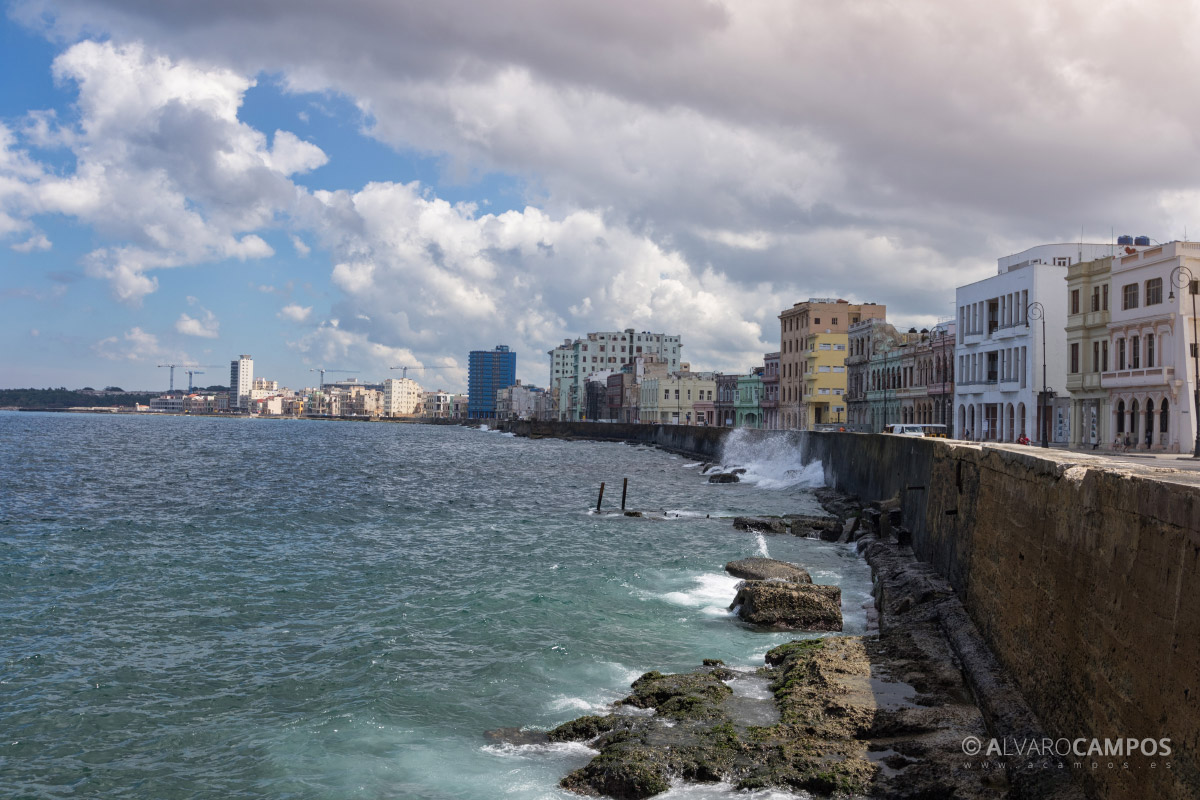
[496,420,1199,799]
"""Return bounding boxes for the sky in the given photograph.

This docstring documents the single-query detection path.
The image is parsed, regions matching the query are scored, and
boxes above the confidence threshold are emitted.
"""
[3,0,1200,393]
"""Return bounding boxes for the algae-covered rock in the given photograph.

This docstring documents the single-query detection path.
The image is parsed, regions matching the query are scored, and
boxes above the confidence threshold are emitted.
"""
[621,669,733,720]
[725,557,812,584]
[784,514,842,536]
[730,581,842,631]
[548,714,624,742]
[732,517,789,534]
[708,472,740,484]
[561,739,672,800]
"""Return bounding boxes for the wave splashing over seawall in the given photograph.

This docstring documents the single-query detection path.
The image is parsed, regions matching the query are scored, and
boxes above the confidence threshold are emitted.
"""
[717,429,824,490]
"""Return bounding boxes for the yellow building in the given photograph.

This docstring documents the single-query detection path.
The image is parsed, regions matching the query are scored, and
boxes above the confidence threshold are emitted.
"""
[780,298,886,429]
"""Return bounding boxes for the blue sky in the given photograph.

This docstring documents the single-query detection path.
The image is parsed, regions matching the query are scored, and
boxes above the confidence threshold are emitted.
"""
[3,0,1198,392]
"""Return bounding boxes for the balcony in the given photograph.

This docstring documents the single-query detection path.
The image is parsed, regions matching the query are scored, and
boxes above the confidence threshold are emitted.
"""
[1101,366,1176,389]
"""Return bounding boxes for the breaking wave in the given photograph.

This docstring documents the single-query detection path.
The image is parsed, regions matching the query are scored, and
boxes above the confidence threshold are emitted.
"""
[716,429,825,490]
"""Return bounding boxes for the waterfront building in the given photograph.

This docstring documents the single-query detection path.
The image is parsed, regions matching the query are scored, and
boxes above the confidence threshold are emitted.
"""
[779,299,885,429]
[1103,240,1200,451]
[638,367,715,425]
[734,371,764,428]
[496,381,547,420]
[955,243,1113,443]
[229,354,253,412]
[450,394,470,419]
[847,319,903,431]
[422,390,454,418]
[183,393,228,414]
[714,373,739,426]
[468,345,517,419]
[383,377,424,417]
[761,353,780,429]
[549,329,681,421]
[148,395,185,413]
[1065,256,1113,448]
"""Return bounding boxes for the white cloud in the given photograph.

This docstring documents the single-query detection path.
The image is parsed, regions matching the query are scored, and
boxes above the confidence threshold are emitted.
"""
[278,303,312,322]
[11,232,51,252]
[8,40,319,303]
[175,302,220,338]
[93,326,176,361]
[290,234,310,257]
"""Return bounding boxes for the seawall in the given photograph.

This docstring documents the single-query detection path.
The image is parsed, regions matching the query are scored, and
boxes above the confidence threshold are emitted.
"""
[496,421,1199,799]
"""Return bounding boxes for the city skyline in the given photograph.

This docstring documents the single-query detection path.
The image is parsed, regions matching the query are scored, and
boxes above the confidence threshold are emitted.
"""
[4,2,1200,392]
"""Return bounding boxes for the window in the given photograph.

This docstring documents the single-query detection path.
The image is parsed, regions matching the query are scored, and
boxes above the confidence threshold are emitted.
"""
[664,389,669,399]
[1147,333,1155,368]
[1092,342,1100,372]
[1054,256,1070,266]
[1102,341,1109,371]
[1117,338,1126,370]
[834,344,846,351]
[1091,287,1100,312]
[1071,290,1080,315]
[1123,283,1139,310]
[832,317,838,325]
[1146,277,1163,306]
[819,343,831,350]
[1070,343,1079,373]
[814,318,821,324]
[1102,284,1109,310]
[1130,336,1140,369]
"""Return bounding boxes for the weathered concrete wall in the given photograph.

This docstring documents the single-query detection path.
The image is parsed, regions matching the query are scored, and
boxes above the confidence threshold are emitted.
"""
[500,422,1200,798]
[804,432,1200,800]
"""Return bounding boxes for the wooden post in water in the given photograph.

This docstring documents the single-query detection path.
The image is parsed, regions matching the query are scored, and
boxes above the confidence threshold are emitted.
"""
[621,478,628,510]
[596,482,606,512]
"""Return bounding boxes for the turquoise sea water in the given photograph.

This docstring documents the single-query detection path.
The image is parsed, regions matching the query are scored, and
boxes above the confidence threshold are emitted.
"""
[0,413,871,799]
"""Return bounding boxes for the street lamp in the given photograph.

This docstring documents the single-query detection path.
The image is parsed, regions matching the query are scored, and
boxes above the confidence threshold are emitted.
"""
[1169,266,1200,458]
[1025,301,1050,448]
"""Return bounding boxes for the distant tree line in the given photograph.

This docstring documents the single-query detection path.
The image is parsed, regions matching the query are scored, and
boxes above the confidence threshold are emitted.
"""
[0,388,159,408]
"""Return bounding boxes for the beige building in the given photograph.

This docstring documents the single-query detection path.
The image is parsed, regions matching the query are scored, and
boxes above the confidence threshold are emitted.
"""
[383,378,423,417]
[779,298,886,429]
[638,367,716,425]
[1065,256,1112,447]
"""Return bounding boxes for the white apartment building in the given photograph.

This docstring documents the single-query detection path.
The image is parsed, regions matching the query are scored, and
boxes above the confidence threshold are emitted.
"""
[549,329,681,421]
[955,243,1114,443]
[1104,240,1200,451]
[422,390,454,418]
[382,377,423,417]
[230,354,254,411]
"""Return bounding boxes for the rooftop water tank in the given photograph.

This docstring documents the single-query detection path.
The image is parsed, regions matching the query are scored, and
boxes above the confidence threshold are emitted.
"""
[1134,235,1151,246]
[1117,235,1134,246]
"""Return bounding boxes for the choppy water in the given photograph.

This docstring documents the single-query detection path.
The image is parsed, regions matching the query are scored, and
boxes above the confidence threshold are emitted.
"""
[0,414,871,799]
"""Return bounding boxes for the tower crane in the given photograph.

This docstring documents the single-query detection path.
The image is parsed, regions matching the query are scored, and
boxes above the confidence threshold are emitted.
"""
[159,364,226,392]
[309,368,358,390]
[389,365,458,380]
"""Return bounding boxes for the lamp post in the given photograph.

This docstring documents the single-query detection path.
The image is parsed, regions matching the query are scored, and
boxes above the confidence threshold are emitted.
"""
[1025,301,1050,448]
[1169,266,1200,458]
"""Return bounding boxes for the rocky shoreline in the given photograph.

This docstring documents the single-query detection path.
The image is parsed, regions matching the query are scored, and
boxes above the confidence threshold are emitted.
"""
[489,480,1089,799]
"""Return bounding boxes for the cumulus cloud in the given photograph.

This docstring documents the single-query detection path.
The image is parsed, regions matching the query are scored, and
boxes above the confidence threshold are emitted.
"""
[174,298,220,338]
[12,0,1200,384]
[11,232,51,252]
[7,39,323,303]
[93,326,177,361]
[278,303,312,322]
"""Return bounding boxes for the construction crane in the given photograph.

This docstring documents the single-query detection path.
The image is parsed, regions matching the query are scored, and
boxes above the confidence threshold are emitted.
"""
[159,364,225,393]
[309,368,358,390]
[158,364,181,392]
[389,365,458,380]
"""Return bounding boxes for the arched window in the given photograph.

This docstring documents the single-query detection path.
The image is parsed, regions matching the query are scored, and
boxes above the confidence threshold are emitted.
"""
[1161,399,1169,432]
[1116,400,1125,434]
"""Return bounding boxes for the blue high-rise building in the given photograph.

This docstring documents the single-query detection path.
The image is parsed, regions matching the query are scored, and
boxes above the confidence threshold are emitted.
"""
[468,345,517,419]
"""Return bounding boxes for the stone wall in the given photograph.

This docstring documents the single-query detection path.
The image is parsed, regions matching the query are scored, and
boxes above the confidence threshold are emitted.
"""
[804,432,1200,800]
[498,421,1200,799]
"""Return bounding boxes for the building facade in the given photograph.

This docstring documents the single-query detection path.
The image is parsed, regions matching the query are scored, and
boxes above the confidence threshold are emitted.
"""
[638,369,715,424]
[468,345,517,419]
[229,354,253,411]
[761,353,780,430]
[955,243,1113,443]
[735,372,764,428]
[1103,241,1200,451]
[1065,256,1113,448]
[779,299,885,429]
[549,329,681,421]
[383,377,424,417]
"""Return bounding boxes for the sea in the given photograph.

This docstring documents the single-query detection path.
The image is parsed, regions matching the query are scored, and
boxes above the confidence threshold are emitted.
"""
[0,412,873,800]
